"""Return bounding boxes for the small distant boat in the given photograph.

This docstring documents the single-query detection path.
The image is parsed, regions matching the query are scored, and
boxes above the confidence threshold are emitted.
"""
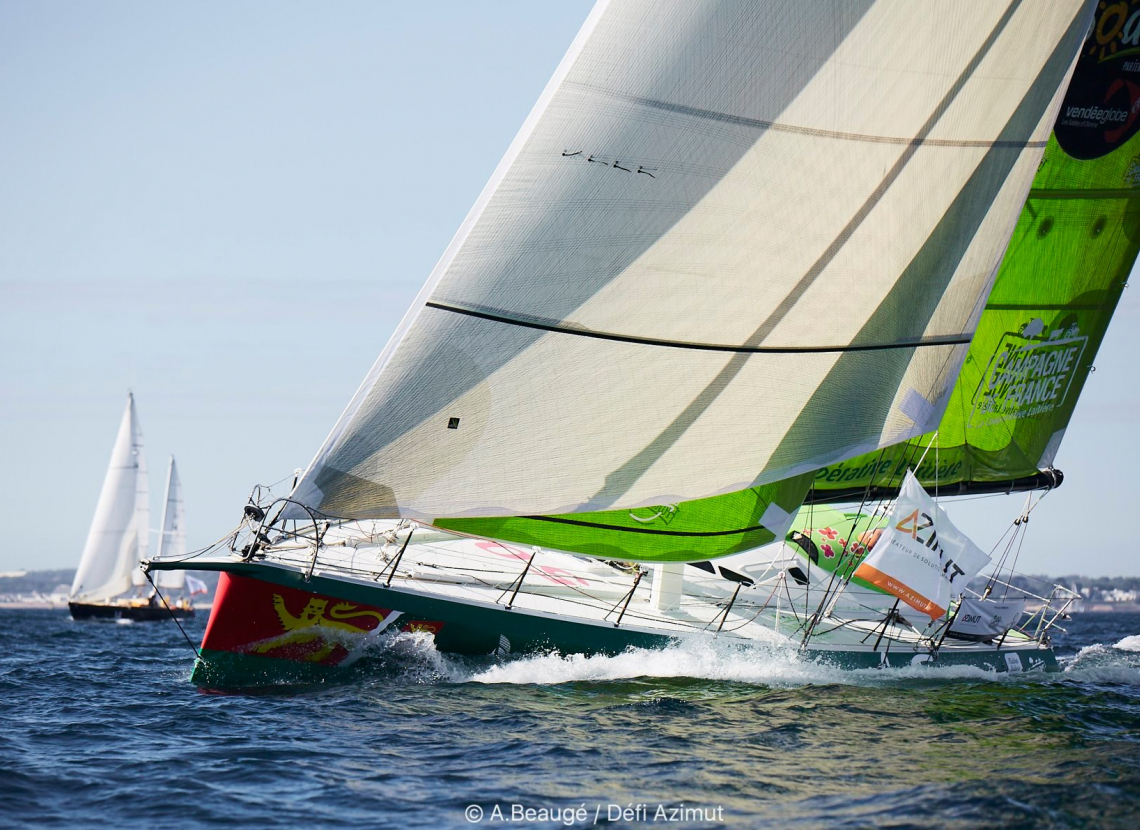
[70,395,195,622]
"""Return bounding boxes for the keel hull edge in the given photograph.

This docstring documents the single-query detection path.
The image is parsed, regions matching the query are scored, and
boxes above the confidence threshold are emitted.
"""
[69,601,194,622]
[191,568,1059,691]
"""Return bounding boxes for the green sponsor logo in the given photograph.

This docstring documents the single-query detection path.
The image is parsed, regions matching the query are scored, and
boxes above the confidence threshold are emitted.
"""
[813,457,962,485]
[969,318,1087,429]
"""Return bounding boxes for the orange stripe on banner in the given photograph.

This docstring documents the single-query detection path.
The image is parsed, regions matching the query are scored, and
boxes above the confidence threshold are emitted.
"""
[853,563,945,619]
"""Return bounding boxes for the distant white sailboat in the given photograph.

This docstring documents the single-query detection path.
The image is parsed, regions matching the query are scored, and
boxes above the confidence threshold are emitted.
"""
[155,456,186,586]
[153,455,200,614]
[70,395,194,621]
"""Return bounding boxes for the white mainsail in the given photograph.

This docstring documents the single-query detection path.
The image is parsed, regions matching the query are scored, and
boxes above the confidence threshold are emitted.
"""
[71,393,149,602]
[155,456,186,591]
[292,0,1091,524]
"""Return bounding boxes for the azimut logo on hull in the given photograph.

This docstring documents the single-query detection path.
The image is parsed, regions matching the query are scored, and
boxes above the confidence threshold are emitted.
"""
[969,318,1087,429]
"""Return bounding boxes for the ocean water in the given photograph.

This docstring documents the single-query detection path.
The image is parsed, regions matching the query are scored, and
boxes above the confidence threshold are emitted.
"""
[2,610,1139,828]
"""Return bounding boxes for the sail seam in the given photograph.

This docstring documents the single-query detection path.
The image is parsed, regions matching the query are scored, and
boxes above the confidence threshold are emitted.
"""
[425,302,970,354]
[570,84,1049,150]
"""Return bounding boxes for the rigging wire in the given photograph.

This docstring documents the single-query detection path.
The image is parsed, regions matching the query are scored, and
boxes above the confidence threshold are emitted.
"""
[1002,518,1031,601]
[803,436,931,641]
[800,445,890,645]
[144,570,200,659]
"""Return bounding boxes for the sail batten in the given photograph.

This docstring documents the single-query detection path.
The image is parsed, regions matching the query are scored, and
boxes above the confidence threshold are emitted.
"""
[290,1,1090,539]
[425,301,975,354]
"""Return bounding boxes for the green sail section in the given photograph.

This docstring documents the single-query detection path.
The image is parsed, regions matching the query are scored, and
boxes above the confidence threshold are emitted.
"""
[811,20,1140,501]
[786,505,889,594]
[435,472,812,563]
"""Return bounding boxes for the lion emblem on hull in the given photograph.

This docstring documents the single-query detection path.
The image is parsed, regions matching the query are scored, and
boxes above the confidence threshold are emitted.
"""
[250,594,390,663]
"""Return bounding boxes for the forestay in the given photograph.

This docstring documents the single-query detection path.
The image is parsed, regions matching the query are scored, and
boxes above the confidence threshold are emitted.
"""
[292,0,1090,528]
[70,394,149,602]
[812,0,1140,501]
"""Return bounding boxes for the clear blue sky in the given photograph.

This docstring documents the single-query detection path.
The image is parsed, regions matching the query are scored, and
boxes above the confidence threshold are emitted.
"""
[2,1,1137,577]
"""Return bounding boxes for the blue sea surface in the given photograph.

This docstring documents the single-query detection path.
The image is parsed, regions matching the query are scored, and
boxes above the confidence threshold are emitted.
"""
[2,608,1139,828]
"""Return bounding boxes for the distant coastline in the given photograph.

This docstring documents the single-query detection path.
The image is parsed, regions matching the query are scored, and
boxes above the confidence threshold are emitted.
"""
[0,568,218,610]
[1016,573,1140,614]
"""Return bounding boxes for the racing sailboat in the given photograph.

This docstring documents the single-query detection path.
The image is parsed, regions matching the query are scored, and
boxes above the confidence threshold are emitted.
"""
[71,396,195,621]
[148,0,1122,688]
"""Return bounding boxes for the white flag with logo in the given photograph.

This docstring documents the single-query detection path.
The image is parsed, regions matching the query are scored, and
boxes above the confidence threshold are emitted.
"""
[947,597,1026,642]
[854,472,990,619]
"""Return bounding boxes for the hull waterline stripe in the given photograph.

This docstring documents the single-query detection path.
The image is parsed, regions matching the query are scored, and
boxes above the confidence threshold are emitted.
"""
[425,302,971,355]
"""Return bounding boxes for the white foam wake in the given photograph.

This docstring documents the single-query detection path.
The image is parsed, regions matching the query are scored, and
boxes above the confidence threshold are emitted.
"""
[468,638,821,686]
[463,637,1009,688]
[362,630,1065,688]
[1113,634,1140,652]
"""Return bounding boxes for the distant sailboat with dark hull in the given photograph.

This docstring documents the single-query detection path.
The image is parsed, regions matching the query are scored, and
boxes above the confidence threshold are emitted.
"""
[148,0,1136,689]
[70,395,194,621]
[68,602,189,622]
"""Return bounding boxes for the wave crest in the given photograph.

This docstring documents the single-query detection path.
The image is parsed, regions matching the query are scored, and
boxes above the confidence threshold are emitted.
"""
[1060,641,1140,685]
[1113,634,1140,653]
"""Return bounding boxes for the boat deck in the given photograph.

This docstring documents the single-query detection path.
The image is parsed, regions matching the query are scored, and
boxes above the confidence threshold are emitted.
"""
[154,520,1051,664]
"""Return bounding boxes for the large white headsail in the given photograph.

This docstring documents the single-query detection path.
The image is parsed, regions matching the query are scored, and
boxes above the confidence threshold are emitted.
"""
[293,0,1091,523]
[71,393,149,602]
[155,456,186,591]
